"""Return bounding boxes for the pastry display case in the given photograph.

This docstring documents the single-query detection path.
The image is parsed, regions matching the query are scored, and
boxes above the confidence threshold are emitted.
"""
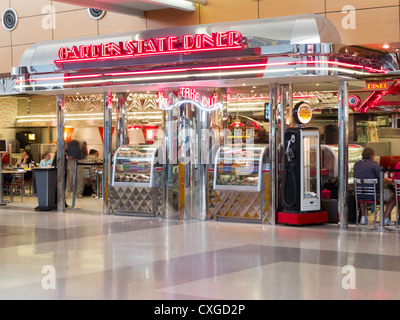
[321,144,363,184]
[213,144,269,192]
[112,144,161,188]
[110,144,163,216]
[208,143,270,223]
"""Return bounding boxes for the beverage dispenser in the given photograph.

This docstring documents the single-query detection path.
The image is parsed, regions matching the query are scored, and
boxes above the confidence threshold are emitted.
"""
[278,102,328,225]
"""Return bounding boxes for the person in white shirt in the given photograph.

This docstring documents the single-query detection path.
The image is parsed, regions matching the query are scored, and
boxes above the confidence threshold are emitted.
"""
[39,151,53,167]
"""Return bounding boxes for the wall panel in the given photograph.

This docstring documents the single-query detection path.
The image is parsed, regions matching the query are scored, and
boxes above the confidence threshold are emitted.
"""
[259,0,325,18]
[10,0,51,18]
[11,15,52,46]
[326,0,398,12]
[327,7,400,45]
[199,0,258,24]
[98,12,146,35]
[146,8,200,30]
[52,9,97,40]
[0,27,11,47]
[0,46,12,74]
[12,43,30,67]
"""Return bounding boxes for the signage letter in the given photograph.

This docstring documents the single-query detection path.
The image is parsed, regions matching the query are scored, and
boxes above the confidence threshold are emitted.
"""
[110,42,123,56]
[125,40,136,55]
[146,38,157,53]
[228,31,242,46]
[215,32,228,47]
[69,46,79,59]
[136,39,145,54]
[90,44,100,58]
[167,36,179,51]
[79,45,90,58]
[101,43,111,56]
[155,37,167,52]
[58,47,70,60]
[183,34,194,50]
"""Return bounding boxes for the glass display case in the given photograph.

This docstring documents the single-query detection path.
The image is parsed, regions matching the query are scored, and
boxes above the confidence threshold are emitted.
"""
[321,144,363,184]
[112,144,161,188]
[213,144,268,192]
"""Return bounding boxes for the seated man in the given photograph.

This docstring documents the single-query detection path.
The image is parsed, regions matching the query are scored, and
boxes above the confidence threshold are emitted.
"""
[354,147,395,225]
[82,149,102,196]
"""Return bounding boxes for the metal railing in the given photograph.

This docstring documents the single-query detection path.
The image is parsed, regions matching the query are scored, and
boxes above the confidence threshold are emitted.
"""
[71,160,103,209]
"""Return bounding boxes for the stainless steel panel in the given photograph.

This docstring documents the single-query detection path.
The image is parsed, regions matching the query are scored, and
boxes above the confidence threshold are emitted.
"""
[103,91,113,215]
[110,169,163,216]
[338,80,349,229]
[56,94,65,212]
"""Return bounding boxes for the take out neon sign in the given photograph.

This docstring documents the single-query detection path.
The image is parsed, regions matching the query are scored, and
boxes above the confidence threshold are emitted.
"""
[158,87,221,111]
[55,31,243,63]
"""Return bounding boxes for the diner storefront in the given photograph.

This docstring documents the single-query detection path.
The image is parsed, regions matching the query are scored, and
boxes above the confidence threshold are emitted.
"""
[13,14,399,227]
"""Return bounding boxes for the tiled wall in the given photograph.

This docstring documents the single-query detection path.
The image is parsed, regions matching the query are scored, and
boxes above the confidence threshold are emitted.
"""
[0,0,398,73]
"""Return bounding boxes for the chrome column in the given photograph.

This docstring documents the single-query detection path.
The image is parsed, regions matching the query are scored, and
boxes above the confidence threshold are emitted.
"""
[279,85,289,170]
[116,93,127,149]
[56,94,66,212]
[338,80,349,229]
[163,106,180,220]
[103,91,113,215]
[269,83,278,224]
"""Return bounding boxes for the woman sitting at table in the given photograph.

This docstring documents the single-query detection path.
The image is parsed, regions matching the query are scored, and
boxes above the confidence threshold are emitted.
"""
[39,151,53,167]
[16,149,33,181]
[17,150,33,168]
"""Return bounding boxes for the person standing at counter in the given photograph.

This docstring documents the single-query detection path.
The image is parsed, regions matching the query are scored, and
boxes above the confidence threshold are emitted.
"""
[353,147,395,225]
[65,139,85,199]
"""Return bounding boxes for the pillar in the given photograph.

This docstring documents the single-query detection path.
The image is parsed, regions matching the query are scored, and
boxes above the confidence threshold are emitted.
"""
[269,83,278,224]
[103,91,113,215]
[338,80,349,229]
[56,94,65,212]
[116,93,127,149]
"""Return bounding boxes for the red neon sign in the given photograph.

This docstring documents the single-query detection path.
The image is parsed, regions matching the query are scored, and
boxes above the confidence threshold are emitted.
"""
[55,31,243,63]
[179,87,218,107]
[157,88,219,110]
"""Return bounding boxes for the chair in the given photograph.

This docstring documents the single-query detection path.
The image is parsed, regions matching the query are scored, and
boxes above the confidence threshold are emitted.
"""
[354,178,379,227]
[5,172,25,202]
[393,179,400,230]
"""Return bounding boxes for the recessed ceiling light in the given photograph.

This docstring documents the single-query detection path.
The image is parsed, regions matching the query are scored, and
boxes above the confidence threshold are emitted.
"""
[383,44,390,49]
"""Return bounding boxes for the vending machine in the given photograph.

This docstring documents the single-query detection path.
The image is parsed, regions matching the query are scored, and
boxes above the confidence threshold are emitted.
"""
[278,102,328,225]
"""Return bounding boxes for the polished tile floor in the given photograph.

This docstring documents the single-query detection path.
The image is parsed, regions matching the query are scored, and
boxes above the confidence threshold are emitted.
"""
[1,196,400,300]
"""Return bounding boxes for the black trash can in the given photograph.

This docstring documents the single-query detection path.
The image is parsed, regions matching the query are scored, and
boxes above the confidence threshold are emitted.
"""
[32,168,57,211]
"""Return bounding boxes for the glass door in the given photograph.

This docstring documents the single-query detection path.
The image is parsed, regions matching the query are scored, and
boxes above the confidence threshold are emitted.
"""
[301,131,321,211]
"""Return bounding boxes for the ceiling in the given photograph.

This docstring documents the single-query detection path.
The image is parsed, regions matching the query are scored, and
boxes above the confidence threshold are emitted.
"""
[53,0,204,16]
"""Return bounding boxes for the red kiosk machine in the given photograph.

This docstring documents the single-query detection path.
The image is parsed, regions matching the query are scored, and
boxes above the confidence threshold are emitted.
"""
[278,102,328,225]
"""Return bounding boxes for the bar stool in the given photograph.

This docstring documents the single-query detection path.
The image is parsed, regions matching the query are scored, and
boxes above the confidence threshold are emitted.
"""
[393,179,400,230]
[354,178,379,227]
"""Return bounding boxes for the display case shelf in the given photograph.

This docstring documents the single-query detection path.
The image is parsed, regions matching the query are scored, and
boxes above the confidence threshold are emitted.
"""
[213,144,268,192]
[112,144,161,188]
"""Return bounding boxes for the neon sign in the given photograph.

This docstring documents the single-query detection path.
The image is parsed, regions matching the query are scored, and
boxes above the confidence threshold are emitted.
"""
[157,88,221,112]
[55,31,243,63]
